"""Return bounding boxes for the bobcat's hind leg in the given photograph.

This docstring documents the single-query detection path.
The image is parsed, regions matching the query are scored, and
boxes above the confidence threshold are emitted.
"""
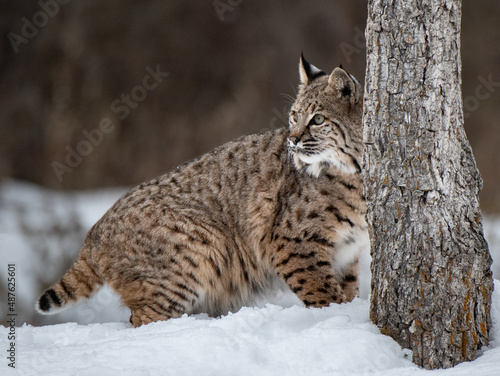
[115,278,196,327]
[129,306,175,327]
[273,245,347,307]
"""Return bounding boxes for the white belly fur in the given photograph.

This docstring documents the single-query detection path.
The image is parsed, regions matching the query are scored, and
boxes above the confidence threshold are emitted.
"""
[333,226,370,275]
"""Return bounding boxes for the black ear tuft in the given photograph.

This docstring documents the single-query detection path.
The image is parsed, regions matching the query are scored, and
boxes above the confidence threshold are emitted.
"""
[299,53,327,85]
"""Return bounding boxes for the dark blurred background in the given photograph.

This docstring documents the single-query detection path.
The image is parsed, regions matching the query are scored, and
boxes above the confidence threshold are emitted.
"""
[1,0,499,211]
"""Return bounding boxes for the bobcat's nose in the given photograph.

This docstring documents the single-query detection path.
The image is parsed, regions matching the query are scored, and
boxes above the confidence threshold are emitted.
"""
[289,136,301,146]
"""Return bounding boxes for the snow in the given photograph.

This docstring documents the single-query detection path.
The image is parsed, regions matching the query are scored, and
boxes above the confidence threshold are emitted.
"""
[3,287,500,376]
[1,179,500,375]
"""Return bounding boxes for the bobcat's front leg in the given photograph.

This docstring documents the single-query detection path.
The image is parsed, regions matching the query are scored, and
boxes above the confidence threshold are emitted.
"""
[272,244,347,307]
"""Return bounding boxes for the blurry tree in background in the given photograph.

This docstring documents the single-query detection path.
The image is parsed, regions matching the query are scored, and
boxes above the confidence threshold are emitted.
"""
[0,0,499,212]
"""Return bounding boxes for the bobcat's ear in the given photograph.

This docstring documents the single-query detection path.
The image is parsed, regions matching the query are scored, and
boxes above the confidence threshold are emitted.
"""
[299,54,326,85]
[328,67,361,105]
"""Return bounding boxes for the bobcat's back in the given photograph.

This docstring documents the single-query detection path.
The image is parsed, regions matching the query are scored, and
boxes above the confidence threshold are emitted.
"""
[37,56,368,326]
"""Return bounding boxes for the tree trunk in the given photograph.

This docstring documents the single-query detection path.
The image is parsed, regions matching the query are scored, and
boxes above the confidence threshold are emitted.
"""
[362,0,493,369]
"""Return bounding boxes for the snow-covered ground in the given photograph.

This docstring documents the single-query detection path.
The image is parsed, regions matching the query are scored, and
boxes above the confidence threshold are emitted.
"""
[1,179,500,375]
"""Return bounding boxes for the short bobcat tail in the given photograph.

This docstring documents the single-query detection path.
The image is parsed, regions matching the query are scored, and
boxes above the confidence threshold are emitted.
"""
[36,245,103,315]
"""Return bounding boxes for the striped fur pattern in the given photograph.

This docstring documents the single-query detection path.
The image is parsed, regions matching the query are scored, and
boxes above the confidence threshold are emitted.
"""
[37,56,368,327]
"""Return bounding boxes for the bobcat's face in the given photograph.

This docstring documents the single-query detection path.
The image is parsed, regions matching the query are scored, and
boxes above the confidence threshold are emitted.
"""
[288,56,363,177]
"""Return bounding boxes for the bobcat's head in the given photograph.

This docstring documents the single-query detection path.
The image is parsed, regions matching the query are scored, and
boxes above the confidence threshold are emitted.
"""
[288,55,364,177]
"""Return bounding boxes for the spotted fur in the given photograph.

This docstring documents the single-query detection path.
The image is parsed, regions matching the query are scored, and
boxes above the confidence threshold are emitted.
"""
[37,56,368,327]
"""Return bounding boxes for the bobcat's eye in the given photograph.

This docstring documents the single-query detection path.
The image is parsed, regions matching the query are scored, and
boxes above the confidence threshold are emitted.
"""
[290,112,298,123]
[313,114,325,125]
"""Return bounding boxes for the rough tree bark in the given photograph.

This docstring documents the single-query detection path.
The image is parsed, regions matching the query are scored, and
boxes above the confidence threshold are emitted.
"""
[362,0,493,369]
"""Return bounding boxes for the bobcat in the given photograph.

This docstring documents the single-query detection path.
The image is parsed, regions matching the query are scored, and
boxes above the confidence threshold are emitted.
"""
[37,56,369,327]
